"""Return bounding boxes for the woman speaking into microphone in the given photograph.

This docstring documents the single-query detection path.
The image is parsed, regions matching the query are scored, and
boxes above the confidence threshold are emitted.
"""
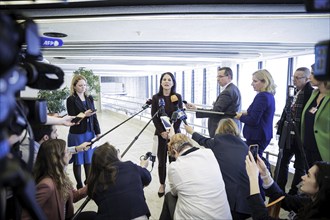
[151,72,183,198]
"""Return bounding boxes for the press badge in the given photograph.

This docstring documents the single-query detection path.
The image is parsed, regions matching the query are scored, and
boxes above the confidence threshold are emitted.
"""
[309,107,318,114]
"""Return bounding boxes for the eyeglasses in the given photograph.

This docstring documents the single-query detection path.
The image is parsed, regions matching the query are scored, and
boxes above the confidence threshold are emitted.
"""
[217,75,227,78]
[293,76,306,80]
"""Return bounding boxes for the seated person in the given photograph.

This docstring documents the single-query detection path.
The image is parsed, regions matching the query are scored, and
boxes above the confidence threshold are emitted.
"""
[245,152,330,220]
[86,142,151,220]
[185,118,251,219]
[21,139,88,220]
[159,133,232,220]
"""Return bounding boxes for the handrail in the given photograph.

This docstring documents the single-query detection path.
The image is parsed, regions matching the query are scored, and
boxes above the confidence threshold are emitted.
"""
[101,94,294,166]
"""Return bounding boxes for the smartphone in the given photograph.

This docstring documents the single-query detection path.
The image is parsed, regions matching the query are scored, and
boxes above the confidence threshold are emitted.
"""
[92,109,97,112]
[249,144,259,161]
[71,112,85,124]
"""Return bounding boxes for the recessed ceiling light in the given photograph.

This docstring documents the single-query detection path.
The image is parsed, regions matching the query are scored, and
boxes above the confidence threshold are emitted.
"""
[43,32,67,38]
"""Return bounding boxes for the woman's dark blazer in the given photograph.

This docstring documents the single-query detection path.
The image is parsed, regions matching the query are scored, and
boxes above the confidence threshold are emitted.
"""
[66,94,101,135]
[240,92,275,143]
[92,161,151,220]
[151,93,183,135]
[191,132,252,215]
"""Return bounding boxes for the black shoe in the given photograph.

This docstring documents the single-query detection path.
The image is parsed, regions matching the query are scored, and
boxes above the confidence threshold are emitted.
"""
[158,184,165,198]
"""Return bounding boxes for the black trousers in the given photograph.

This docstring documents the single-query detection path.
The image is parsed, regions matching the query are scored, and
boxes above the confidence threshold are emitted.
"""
[277,137,306,195]
[159,192,177,220]
[157,135,168,184]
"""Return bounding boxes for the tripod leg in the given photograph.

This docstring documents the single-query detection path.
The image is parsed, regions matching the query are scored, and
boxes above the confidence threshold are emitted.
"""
[292,123,309,171]
[274,121,289,182]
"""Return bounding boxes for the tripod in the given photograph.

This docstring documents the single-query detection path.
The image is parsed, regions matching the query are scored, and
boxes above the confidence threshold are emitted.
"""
[71,108,160,220]
[274,91,309,186]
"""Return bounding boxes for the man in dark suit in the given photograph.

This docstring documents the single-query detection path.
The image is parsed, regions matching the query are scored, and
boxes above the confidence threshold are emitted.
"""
[276,67,314,195]
[185,67,241,137]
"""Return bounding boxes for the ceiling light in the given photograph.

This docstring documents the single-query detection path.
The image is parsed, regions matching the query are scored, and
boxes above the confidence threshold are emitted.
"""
[43,32,67,38]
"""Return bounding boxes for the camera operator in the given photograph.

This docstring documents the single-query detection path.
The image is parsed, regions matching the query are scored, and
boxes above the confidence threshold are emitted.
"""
[276,67,314,195]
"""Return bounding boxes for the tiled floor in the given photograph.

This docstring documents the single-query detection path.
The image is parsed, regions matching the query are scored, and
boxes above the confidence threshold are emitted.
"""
[58,110,291,220]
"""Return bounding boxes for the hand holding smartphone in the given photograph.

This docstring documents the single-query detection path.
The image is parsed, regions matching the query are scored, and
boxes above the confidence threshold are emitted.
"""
[71,112,85,124]
[249,144,259,161]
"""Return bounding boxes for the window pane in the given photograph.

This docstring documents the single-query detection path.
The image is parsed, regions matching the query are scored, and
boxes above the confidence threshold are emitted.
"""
[238,62,259,111]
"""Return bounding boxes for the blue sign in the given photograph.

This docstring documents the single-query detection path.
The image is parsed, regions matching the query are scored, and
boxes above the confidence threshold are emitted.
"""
[40,37,63,47]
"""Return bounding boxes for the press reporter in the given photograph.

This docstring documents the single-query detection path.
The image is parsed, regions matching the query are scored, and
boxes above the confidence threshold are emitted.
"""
[21,139,88,220]
[66,74,101,189]
[185,119,251,219]
[159,133,231,220]
[86,142,151,220]
[245,152,330,220]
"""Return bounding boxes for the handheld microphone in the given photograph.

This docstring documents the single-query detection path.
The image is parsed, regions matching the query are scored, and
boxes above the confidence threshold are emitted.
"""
[142,98,152,110]
[170,94,180,124]
[170,94,179,111]
[158,98,166,117]
[170,111,178,124]
[177,108,188,125]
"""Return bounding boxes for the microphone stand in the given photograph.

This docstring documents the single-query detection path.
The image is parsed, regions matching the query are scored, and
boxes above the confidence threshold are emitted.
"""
[121,108,160,158]
[90,106,150,145]
[72,107,158,220]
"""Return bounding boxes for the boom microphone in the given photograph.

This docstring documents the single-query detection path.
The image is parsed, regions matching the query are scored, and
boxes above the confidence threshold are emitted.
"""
[142,98,152,110]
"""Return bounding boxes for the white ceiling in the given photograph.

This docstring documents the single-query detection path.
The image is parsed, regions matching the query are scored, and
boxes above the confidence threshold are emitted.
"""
[1,2,330,76]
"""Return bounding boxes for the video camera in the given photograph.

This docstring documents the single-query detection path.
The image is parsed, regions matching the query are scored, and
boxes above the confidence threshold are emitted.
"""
[1,12,65,220]
[0,12,64,135]
[314,40,330,81]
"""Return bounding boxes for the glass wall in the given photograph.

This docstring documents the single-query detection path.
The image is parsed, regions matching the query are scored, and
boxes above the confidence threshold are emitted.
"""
[238,61,259,111]
[264,57,289,115]
[100,53,315,162]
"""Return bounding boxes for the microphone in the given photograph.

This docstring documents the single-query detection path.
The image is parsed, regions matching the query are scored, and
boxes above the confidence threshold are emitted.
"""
[170,94,179,111]
[158,98,166,117]
[142,98,152,110]
[177,108,188,125]
[182,100,188,104]
[170,111,178,124]
[158,97,171,130]
[170,94,180,124]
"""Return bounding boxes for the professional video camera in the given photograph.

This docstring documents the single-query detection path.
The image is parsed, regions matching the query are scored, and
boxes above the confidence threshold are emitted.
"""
[314,40,330,81]
[1,12,65,220]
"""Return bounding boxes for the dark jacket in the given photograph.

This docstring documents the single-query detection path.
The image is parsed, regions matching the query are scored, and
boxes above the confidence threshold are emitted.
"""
[92,161,151,220]
[240,92,275,143]
[277,82,314,136]
[191,132,251,215]
[151,93,183,135]
[196,83,241,137]
[66,94,101,135]
[246,181,330,220]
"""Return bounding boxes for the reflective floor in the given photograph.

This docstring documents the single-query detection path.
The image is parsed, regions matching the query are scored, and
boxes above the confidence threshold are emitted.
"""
[58,110,290,219]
